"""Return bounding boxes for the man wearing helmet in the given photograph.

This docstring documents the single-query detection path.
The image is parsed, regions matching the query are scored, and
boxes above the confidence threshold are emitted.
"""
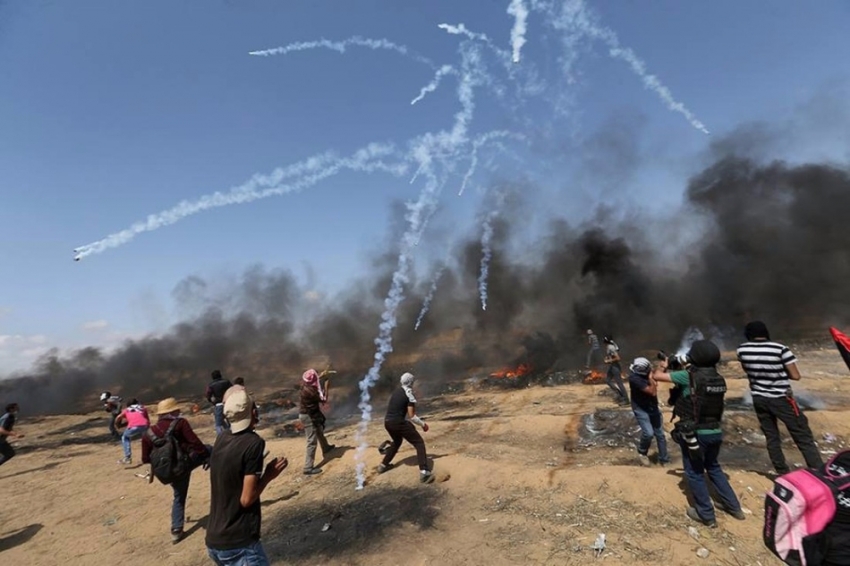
[100,391,123,440]
[653,339,744,528]
[627,357,669,467]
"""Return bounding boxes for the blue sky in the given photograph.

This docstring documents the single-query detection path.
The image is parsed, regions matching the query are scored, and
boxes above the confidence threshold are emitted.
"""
[1,0,849,375]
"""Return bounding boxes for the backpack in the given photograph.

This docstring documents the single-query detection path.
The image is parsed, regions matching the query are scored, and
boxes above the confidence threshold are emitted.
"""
[146,419,190,485]
[764,450,850,565]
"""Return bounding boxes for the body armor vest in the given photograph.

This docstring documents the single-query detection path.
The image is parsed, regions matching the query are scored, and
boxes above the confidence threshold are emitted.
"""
[673,366,727,429]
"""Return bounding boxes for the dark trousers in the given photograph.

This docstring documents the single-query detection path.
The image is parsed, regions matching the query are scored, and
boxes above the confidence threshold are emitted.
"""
[0,442,15,467]
[752,394,823,474]
[382,420,428,471]
[606,363,628,401]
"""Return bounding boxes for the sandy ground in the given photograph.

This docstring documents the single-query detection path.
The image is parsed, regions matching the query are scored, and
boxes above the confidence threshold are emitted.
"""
[2,345,849,565]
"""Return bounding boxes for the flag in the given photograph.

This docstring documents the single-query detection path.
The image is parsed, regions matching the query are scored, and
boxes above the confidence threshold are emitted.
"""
[829,327,850,373]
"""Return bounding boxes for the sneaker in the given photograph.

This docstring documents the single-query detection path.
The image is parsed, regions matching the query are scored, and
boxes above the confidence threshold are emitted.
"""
[638,454,651,467]
[171,529,184,544]
[378,440,393,455]
[716,502,746,520]
[323,445,337,455]
[686,507,717,528]
[420,471,435,484]
[658,460,670,468]
[303,468,323,476]
[118,457,132,465]
[377,463,394,474]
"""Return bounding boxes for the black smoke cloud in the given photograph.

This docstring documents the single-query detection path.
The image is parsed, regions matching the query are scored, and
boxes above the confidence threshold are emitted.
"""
[4,130,850,415]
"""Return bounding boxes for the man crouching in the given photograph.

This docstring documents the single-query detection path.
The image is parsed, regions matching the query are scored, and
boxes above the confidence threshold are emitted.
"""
[205,388,288,566]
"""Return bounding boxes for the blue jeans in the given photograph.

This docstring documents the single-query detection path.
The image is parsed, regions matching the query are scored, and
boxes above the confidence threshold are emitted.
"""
[207,541,269,566]
[632,404,669,462]
[213,404,229,436]
[170,446,212,532]
[171,473,191,532]
[122,425,148,459]
[678,432,742,522]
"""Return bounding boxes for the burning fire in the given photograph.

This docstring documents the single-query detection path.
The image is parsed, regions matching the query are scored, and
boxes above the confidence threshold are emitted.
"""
[490,363,533,378]
[583,369,605,384]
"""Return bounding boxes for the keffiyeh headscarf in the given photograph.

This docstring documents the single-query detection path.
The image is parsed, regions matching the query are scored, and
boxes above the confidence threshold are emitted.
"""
[302,369,327,402]
[400,372,417,403]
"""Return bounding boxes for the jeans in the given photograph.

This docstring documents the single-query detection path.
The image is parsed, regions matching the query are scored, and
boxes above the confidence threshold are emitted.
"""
[207,540,269,566]
[752,394,823,474]
[586,347,602,368]
[122,425,148,459]
[606,364,628,401]
[678,432,741,521]
[382,420,429,471]
[299,414,331,472]
[214,404,229,436]
[108,413,121,439]
[170,446,212,533]
[0,442,15,467]
[632,404,669,462]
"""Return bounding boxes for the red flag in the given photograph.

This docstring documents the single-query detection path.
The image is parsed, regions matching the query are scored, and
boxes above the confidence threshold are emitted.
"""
[829,327,850,373]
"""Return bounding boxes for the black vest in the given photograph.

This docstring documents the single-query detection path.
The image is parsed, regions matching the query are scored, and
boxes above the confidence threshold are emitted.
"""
[673,366,727,429]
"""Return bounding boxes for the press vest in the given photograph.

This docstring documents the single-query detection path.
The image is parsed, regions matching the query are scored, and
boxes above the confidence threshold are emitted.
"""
[673,366,727,429]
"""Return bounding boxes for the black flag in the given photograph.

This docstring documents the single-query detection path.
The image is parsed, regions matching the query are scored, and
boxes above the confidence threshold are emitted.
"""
[829,327,850,373]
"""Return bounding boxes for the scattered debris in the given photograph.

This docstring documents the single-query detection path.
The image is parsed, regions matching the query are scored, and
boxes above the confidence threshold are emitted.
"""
[591,533,606,557]
[688,526,700,540]
[321,523,331,532]
[696,547,710,559]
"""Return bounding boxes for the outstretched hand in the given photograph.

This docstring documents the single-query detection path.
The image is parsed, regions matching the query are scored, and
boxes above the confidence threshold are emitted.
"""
[264,456,289,481]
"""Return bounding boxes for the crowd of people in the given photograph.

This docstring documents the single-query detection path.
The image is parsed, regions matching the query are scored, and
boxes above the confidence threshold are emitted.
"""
[0,320,842,564]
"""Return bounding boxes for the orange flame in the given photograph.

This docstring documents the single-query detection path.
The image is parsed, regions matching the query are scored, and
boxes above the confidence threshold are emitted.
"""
[583,370,605,384]
[490,363,533,378]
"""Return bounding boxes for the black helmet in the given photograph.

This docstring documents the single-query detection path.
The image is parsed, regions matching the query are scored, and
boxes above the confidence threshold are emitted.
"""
[687,340,720,367]
[100,391,111,401]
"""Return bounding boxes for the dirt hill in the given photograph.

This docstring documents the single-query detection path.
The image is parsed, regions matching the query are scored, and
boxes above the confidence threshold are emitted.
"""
[2,345,848,565]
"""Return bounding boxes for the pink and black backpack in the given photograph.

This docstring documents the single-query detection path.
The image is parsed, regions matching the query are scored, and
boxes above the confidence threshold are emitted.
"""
[764,450,850,565]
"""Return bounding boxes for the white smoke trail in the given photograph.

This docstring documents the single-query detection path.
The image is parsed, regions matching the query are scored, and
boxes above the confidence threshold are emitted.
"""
[478,214,496,311]
[72,144,406,260]
[530,0,709,134]
[354,42,486,489]
[507,0,529,63]
[249,36,435,67]
[459,130,519,196]
[676,326,705,357]
[415,265,446,330]
[411,64,456,105]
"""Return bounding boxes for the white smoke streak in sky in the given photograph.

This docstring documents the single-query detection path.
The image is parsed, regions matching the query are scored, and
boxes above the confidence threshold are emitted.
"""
[411,64,456,105]
[478,193,506,311]
[354,41,486,489]
[414,265,446,330]
[249,36,435,67]
[72,144,406,260]
[459,130,519,196]
[507,0,529,63]
[530,0,709,134]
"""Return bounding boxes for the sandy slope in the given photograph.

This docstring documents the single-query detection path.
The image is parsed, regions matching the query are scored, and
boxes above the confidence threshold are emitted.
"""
[1,346,848,565]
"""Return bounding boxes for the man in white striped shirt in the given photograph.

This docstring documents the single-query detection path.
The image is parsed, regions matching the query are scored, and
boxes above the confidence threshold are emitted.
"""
[736,321,823,475]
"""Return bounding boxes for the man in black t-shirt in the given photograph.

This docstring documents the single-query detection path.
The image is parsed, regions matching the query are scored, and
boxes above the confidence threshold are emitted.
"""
[206,370,233,436]
[377,372,434,484]
[206,389,287,565]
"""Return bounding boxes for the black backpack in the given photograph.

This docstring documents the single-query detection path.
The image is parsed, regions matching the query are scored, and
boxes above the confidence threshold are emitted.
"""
[147,419,190,485]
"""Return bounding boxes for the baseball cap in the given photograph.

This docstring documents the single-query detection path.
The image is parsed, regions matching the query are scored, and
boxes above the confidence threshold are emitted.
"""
[224,389,254,433]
